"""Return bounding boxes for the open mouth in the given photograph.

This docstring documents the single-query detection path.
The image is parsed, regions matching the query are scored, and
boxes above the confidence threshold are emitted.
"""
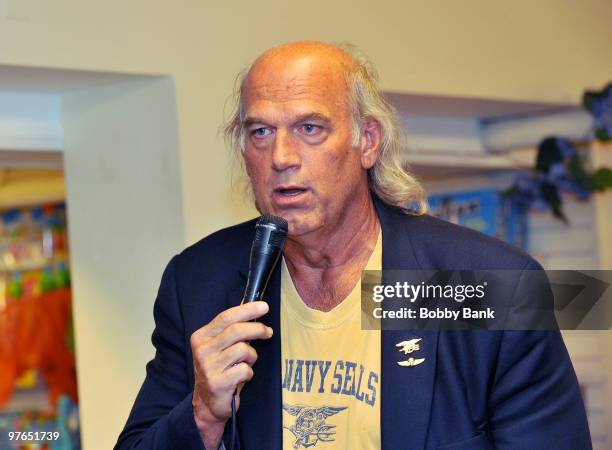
[275,187,307,196]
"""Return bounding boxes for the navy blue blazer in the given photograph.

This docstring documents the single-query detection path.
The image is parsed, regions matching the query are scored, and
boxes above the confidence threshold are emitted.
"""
[115,199,591,450]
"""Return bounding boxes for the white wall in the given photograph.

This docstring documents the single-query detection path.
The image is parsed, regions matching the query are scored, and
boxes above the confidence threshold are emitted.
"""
[61,77,184,450]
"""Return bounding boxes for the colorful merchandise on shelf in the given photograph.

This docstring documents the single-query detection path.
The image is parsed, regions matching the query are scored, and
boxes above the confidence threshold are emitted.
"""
[428,189,528,249]
[0,288,77,410]
[0,204,69,274]
[0,202,80,449]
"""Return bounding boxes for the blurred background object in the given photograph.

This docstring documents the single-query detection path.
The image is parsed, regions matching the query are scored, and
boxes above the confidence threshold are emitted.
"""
[0,189,81,450]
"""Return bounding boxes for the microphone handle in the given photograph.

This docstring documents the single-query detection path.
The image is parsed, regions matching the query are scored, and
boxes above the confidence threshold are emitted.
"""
[242,250,282,303]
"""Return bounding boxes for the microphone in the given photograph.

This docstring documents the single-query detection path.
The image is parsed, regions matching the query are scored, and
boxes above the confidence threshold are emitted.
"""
[230,215,287,450]
[242,215,288,303]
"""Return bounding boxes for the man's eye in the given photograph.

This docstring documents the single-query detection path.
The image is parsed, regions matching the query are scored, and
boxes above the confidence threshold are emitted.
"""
[252,127,271,137]
[301,124,321,134]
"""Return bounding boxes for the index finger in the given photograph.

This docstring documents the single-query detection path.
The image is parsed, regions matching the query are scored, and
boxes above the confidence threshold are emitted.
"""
[207,301,269,337]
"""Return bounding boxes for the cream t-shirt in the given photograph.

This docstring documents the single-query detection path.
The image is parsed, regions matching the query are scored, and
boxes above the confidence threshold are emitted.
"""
[281,233,382,450]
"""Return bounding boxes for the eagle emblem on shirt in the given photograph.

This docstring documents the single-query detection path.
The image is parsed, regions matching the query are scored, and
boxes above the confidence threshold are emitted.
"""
[283,403,347,448]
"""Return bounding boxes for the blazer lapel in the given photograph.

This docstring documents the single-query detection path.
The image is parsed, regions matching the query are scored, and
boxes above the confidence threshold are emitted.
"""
[380,330,439,449]
[376,199,439,450]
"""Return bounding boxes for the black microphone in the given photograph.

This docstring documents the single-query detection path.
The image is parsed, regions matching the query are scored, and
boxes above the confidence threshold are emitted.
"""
[231,215,287,450]
[242,215,288,303]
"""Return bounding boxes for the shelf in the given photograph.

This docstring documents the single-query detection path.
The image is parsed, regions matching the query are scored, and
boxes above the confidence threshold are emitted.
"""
[405,147,535,177]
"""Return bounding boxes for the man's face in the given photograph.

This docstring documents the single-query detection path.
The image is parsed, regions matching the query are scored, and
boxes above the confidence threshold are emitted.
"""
[241,53,371,238]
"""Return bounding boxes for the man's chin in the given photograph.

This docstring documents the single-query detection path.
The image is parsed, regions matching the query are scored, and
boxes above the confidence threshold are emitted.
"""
[285,217,322,238]
[254,206,318,237]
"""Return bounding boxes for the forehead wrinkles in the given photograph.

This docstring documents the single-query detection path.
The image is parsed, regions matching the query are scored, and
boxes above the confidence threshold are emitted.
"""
[250,78,339,104]
[244,71,350,116]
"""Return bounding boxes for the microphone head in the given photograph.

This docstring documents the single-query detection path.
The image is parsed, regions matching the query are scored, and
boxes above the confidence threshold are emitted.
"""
[257,215,288,232]
[243,215,288,303]
[254,215,288,251]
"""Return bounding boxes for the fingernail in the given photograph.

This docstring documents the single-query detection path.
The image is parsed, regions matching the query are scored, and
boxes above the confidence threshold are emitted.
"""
[267,327,273,337]
[257,302,268,312]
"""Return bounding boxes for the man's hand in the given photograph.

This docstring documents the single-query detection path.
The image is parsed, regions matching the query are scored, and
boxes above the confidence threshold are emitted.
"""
[190,301,273,449]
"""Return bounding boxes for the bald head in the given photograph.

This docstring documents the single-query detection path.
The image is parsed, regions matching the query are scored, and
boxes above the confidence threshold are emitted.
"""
[251,41,356,75]
[242,41,357,117]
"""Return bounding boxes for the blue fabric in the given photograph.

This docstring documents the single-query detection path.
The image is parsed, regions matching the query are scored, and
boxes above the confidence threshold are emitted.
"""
[114,198,591,449]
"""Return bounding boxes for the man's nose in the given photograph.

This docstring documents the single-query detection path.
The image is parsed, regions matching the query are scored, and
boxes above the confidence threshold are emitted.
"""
[271,129,301,172]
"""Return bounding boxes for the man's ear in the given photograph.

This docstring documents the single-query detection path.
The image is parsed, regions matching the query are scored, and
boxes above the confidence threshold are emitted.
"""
[359,119,382,170]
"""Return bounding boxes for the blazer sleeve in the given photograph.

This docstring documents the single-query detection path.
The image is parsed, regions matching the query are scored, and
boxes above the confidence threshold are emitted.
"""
[114,256,206,450]
[488,260,592,450]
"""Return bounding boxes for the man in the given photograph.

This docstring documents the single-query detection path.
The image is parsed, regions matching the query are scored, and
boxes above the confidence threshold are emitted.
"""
[115,41,591,449]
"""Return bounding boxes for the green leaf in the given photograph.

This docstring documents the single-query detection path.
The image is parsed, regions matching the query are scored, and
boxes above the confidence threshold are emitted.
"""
[582,91,597,110]
[595,128,612,142]
[568,155,594,190]
[502,186,518,197]
[591,168,612,191]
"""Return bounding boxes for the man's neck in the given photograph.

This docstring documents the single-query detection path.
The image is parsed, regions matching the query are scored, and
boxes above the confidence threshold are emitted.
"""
[282,194,380,311]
